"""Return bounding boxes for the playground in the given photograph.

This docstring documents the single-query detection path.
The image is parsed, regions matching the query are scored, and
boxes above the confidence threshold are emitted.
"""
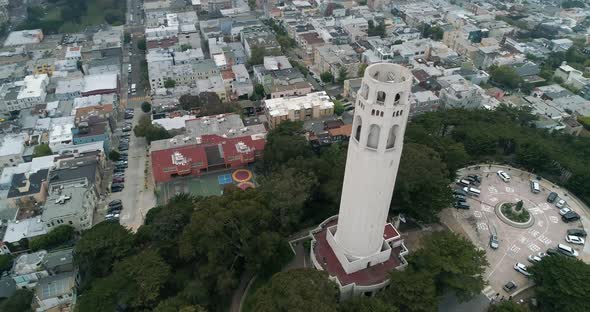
[157,167,256,204]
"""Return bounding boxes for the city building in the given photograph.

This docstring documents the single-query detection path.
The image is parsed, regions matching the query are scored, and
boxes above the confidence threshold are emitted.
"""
[310,63,409,299]
[41,178,96,232]
[0,134,26,168]
[3,29,44,47]
[263,91,335,128]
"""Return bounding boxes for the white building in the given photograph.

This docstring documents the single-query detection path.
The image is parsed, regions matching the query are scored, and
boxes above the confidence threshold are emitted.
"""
[438,75,484,109]
[310,64,408,299]
[42,178,96,232]
[230,64,253,99]
[3,29,43,47]
[48,116,75,149]
[263,91,335,128]
[0,134,26,168]
[0,74,49,112]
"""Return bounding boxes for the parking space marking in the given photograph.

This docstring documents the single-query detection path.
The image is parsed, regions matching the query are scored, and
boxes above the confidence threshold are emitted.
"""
[529,207,543,215]
[473,211,483,218]
[477,223,489,231]
[506,187,514,193]
[549,216,558,223]
[537,220,544,227]
[539,203,551,211]
[527,243,541,252]
[481,205,493,213]
[528,229,540,237]
[537,235,552,245]
[488,186,498,194]
[488,197,498,203]
[508,244,521,255]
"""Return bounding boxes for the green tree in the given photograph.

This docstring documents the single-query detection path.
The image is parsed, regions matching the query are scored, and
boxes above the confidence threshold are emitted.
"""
[0,289,33,312]
[164,79,176,88]
[358,63,368,77]
[250,269,339,312]
[248,46,266,65]
[124,33,131,44]
[333,100,345,116]
[488,65,524,90]
[528,255,590,312]
[321,71,334,83]
[137,38,146,50]
[368,20,386,37]
[409,231,488,301]
[488,301,529,312]
[337,66,349,85]
[134,115,171,144]
[0,254,13,274]
[260,167,318,233]
[74,222,134,287]
[29,225,75,251]
[251,83,265,101]
[141,101,152,113]
[108,150,120,161]
[33,144,52,158]
[339,297,397,312]
[393,143,453,223]
[180,44,192,51]
[380,268,438,312]
[262,121,313,171]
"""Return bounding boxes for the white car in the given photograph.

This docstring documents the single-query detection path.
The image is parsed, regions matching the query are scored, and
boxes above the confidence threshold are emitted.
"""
[556,199,566,208]
[514,262,531,277]
[565,235,585,245]
[527,255,542,263]
[559,207,572,216]
[537,252,548,258]
[497,170,511,182]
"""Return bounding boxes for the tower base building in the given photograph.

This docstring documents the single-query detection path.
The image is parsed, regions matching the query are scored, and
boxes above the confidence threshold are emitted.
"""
[310,63,412,299]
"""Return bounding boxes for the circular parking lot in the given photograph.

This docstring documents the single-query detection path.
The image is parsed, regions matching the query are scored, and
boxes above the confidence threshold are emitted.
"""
[444,164,589,300]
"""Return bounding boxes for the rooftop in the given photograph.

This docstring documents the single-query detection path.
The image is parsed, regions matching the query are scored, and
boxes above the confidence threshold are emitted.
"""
[7,169,49,199]
[82,73,118,93]
[2,216,47,243]
[3,29,43,47]
[43,248,74,271]
[42,181,90,221]
[264,91,334,118]
[185,113,266,138]
[0,134,25,157]
[36,272,76,300]
[13,250,47,275]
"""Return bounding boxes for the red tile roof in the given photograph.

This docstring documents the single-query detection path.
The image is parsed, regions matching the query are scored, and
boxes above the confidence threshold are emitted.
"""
[312,219,404,287]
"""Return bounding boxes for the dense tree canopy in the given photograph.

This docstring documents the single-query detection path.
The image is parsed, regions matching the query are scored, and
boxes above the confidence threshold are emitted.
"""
[380,268,438,312]
[529,256,590,312]
[29,225,75,251]
[0,289,33,312]
[394,143,453,222]
[321,71,334,83]
[0,254,13,274]
[488,65,524,90]
[249,269,339,312]
[134,115,172,143]
[409,231,488,301]
[488,301,529,312]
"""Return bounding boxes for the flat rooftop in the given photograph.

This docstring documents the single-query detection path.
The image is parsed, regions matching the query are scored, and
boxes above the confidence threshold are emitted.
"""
[185,113,266,138]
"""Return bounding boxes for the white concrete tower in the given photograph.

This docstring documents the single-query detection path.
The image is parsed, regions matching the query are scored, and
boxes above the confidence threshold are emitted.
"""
[329,63,412,273]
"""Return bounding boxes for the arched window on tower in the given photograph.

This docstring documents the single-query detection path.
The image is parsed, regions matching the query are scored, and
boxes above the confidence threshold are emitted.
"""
[386,125,399,149]
[376,91,386,104]
[394,93,401,105]
[354,116,362,142]
[367,124,380,149]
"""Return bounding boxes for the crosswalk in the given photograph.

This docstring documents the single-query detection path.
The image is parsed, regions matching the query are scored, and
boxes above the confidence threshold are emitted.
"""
[482,285,497,300]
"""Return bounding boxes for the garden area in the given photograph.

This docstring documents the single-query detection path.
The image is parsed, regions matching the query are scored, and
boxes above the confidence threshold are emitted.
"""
[500,200,531,223]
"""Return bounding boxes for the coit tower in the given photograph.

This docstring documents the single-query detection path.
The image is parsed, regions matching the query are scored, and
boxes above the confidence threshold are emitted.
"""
[329,63,412,271]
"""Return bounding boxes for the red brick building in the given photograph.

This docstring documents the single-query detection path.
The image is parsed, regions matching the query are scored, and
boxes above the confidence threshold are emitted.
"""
[151,134,265,184]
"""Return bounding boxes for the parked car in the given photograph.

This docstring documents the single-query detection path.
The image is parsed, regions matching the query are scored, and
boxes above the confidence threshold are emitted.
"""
[122,127,132,132]
[527,254,542,263]
[453,189,467,196]
[567,229,587,237]
[565,235,585,245]
[559,207,572,216]
[113,178,125,183]
[454,194,467,201]
[562,211,580,223]
[111,186,124,192]
[109,199,122,206]
[513,262,531,277]
[467,174,481,183]
[454,201,470,209]
[537,252,548,258]
[557,243,578,257]
[546,248,561,257]
[547,192,558,203]
[503,281,517,293]
[497,170,511,182]
[105,213,120,219]
[555,199,566,208]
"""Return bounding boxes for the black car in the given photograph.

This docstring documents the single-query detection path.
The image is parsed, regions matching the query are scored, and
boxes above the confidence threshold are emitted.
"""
[109,199,122,206]
[546,248,561,256]
[567,228,587,237]
[124,114,133,119]
[114,169,126,174]
[467,174,481,183]
[454,194,467,201]
[454,201,470,209]
[453,189,467,196]
[108,206,122,214]
[111,187,124,193]
[547,192,558,203]
[562,211,580,223]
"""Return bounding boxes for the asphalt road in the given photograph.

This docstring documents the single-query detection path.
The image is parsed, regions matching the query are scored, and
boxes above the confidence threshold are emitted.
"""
[108,109,156,232]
